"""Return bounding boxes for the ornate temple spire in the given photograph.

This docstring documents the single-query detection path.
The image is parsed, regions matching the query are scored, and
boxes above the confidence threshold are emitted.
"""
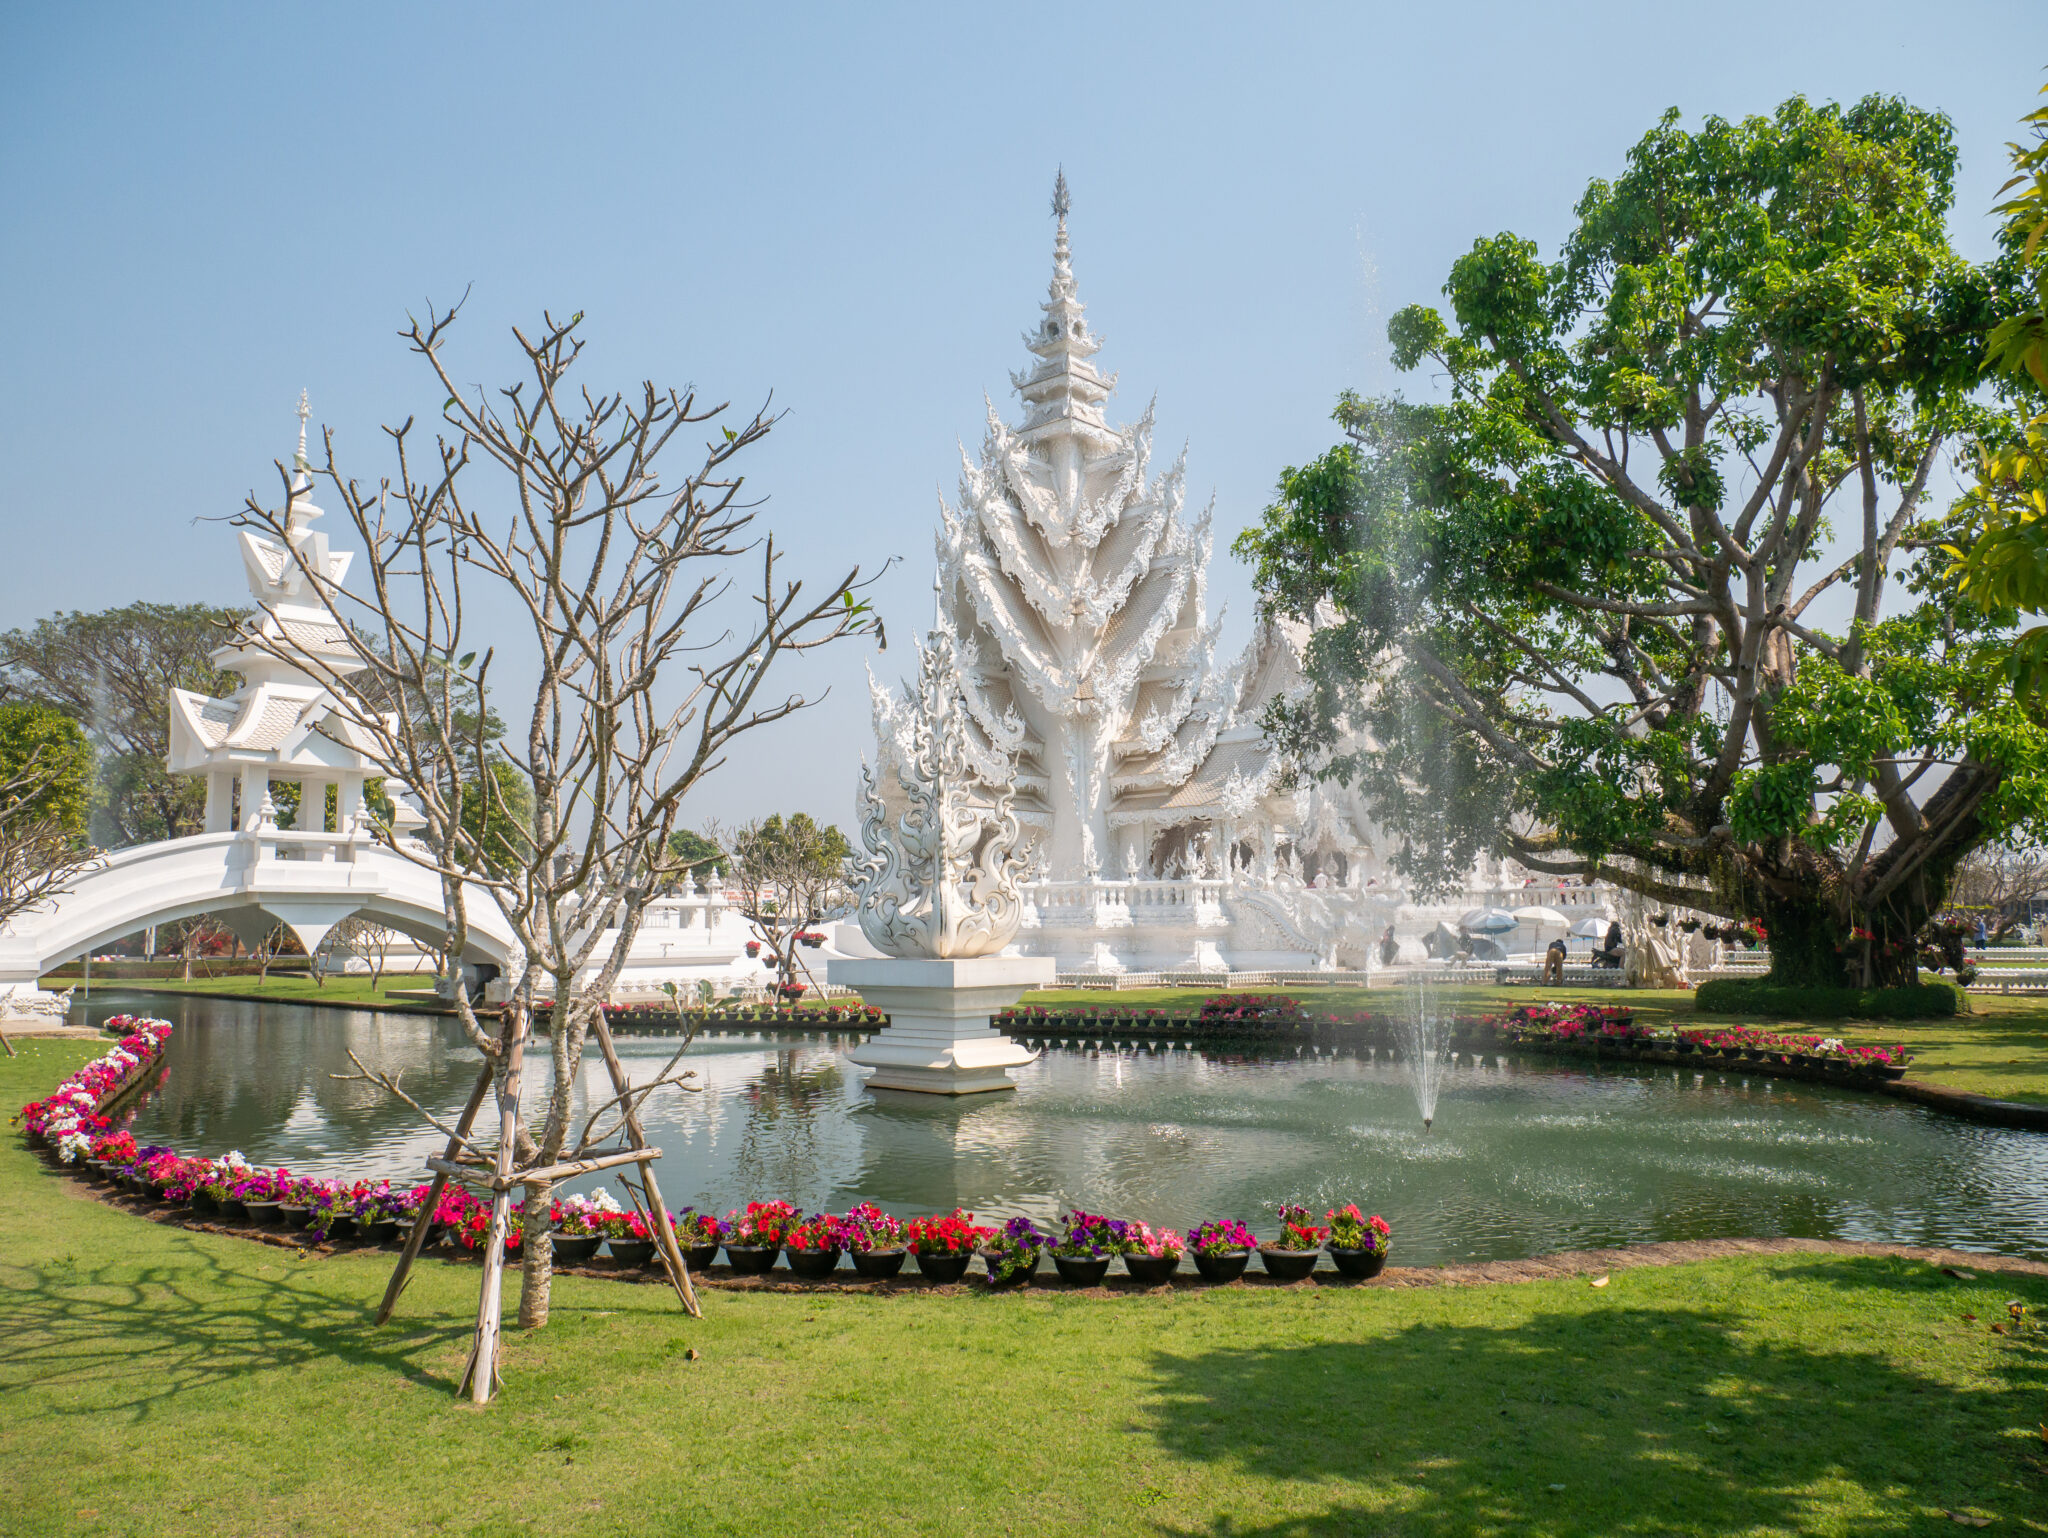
[284,391,323,539]
[1014,172,1113,442]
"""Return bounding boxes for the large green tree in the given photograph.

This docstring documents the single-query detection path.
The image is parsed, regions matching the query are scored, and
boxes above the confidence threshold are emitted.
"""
[0,601,246,846]
[1237,94,2048,987]
[0,702,99,924]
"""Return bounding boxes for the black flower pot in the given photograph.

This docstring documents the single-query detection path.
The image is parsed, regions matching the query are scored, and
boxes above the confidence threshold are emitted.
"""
[681,1240,720,1272]
[1327,1246,1388,1279]
[722,1243,779,1275]
[1052,1253,1111,1287]
[222,1198,250,1222]
[277,1204,312,1231]
[244,1199,283,1225]
[979,1247,1036,1288]
[1123,1252,1181,1285]
[911,1249,971,1284]
[360,1217,401,1243]
[1259,1247,1320,1281]
[785,1247,842,1280]
[1193,1249,1250,1283]
[191,1189,220,1214]
[551,1233,602,1264]
[608,1238,656,1266]
[850,1247,907,1279]
[325,1214,355,1240]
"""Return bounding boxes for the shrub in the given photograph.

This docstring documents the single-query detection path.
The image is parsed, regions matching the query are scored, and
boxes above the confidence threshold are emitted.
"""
[1693,978,1963,1020]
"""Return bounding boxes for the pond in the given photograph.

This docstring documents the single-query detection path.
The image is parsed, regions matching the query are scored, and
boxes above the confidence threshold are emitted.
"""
[87,990,2048,1266]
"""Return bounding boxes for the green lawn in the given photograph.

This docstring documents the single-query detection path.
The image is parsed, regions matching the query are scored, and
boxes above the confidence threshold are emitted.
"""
[52,973,445,1011]
[4,1041,2046,1536]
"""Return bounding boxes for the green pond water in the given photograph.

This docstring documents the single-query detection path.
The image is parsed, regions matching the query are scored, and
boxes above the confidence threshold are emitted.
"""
[92,991,2048,1266]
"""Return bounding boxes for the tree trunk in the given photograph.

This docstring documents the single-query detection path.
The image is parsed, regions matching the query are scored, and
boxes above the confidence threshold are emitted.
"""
[1757,896,1852,988]
[517,1178,552,1328]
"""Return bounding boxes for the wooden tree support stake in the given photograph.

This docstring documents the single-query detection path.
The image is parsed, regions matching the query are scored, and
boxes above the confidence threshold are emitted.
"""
[425,1145,661,1190]
[460,1002,531,1404]
[374,1047,498,1327]
[589,1012,700,1317]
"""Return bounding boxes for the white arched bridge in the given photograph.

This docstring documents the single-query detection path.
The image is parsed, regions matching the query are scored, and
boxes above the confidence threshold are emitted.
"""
[0,825,521,998]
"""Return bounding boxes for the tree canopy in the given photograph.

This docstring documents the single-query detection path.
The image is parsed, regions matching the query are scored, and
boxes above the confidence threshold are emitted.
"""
[0,601,245,847]
[665,826,722,881]
[1237,93,2047,986]
[0,703,93,842]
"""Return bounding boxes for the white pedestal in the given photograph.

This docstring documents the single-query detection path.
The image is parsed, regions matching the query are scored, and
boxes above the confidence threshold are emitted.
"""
[827,955,1055,1095]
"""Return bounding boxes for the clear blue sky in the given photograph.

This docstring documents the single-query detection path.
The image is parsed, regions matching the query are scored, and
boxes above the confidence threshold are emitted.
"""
[1,3,2039,830]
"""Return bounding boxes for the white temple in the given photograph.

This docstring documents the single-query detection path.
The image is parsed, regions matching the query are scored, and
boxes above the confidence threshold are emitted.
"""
[862,179,1403,975]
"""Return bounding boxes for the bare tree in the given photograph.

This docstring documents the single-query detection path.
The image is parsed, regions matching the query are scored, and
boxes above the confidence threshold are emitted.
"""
[166,915,234,982]
[1949,844,2048,933]
[320,915,403,990]
[250,919,300,987]
[231,302,881,1400]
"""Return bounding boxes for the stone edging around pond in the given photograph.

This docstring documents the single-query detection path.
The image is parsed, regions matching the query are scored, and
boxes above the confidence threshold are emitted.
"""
[49,1172,2046,1294]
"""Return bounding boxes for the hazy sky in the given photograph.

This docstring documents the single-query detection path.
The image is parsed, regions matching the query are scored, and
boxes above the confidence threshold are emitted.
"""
[2,3,2039,831]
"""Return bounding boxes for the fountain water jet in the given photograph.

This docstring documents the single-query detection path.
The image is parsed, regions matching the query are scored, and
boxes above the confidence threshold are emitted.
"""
[1400,974,1453,1128]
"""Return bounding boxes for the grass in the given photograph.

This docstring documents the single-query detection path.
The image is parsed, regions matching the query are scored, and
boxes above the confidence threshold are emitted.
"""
[4,1042,2048,1536]
[57,974,447,1011]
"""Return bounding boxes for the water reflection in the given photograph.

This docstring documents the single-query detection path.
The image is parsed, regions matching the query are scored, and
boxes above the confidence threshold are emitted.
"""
[94,990,2048,1266]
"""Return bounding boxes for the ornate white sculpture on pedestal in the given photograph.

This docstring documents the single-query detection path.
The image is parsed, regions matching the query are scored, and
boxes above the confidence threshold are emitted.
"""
[832,624,1053,1094]
[853,623,1028,960]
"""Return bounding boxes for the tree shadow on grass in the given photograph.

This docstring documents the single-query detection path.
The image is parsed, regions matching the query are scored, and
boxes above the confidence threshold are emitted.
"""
[0,1232,471,1417]
[1765,1253,2048,1302]
[1137,1303,2048,1537]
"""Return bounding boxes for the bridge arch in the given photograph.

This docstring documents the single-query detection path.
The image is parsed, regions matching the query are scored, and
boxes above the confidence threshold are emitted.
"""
[0,828,520,993]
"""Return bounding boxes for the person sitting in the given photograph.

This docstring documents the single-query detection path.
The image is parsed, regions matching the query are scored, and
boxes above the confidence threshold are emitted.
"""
[1592,920,1625,969]
[1541,936,1567,984]
[1379,923,1400,968]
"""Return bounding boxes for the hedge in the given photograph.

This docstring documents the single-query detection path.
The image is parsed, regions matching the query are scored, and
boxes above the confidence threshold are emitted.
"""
[1693,977,1964,1020]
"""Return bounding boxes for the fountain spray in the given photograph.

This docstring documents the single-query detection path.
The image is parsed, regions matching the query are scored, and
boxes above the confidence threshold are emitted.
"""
[1401,972,1449,1129]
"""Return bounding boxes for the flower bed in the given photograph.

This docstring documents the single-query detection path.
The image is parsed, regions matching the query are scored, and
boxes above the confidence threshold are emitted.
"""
[15,1015,173,1160]
[27,1049,1399,1287]
[555,1000,887,1031]
[1498,1003,1647,1043]
[1676,1026,1909,1071]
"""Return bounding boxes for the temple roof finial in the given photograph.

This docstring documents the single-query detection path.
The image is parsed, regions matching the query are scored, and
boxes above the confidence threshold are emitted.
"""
[294,389,310,472]
[1052,168,1070,226]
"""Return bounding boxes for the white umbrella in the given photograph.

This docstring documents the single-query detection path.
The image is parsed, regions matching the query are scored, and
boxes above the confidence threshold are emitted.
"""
[1570,916,1611,938]
[1458,907,1518,934]
[1512,906,1570,928]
